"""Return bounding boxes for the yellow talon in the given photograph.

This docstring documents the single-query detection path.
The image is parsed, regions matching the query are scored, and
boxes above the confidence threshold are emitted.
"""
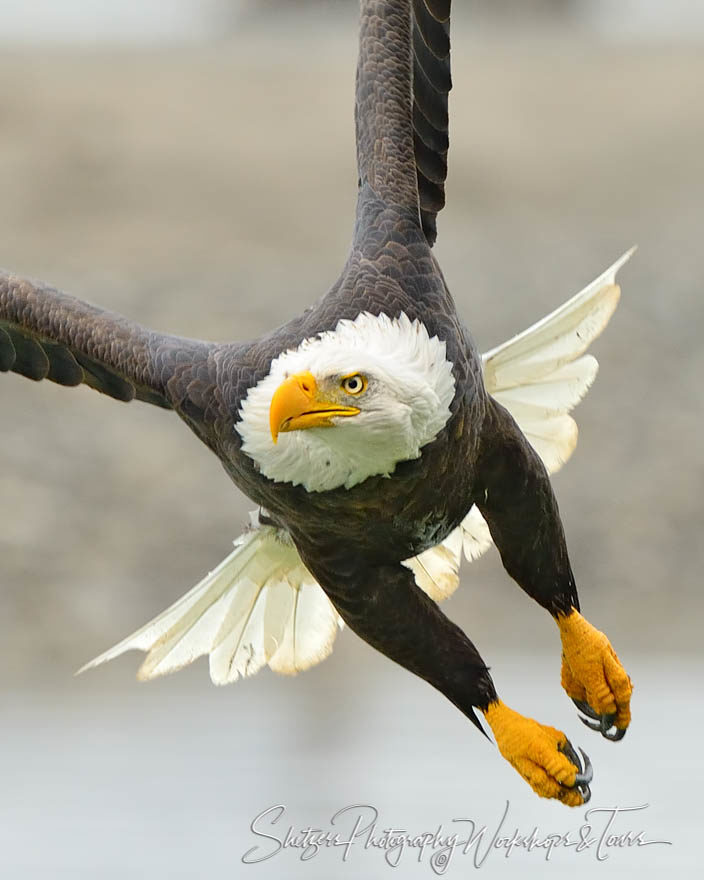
[483,699,590,806]
[558,608,633,734]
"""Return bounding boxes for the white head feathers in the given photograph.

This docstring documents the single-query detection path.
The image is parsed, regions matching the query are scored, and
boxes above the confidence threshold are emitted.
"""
[237,311,456,492]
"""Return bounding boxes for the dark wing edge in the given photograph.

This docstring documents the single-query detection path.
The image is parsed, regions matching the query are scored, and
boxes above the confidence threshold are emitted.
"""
[0,271,213,411]
[412,0,451,246]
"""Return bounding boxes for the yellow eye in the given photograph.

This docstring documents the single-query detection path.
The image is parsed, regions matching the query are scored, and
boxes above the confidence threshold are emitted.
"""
[341,373,367,395]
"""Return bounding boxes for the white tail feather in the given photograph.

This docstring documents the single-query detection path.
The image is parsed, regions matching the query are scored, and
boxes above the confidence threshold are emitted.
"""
[208,577,268,683]
[403,528,463,601]
[77,515,345,684]
[482,249,632,389]
[458,504,494,563]
[454,248,634,564]
[78,251,632,685]
[268,579,342,674]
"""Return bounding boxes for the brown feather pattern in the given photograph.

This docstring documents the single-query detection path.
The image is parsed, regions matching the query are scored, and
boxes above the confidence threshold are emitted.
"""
[412,0,451,244]
[0,272,212,409]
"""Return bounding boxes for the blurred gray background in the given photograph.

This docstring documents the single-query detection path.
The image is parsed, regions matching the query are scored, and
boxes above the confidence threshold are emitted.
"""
[1,1,702,877]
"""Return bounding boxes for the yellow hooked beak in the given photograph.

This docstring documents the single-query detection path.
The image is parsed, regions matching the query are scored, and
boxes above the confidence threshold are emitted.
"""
[269,371,360,443]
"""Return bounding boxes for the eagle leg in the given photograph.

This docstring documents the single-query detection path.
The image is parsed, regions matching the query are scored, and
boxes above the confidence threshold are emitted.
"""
[305,556,589,806]
[483,699,592,806]
[475,398,633,744]
[558,608,632,740]
[302,558,498,734]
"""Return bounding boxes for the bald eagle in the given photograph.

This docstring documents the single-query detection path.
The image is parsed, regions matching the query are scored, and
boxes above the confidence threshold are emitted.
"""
[0,0,632,806]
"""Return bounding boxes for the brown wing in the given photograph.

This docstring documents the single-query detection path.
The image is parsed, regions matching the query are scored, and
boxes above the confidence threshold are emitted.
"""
[412,0,451,246]
[0,271,213,410]
[355,1,452,247]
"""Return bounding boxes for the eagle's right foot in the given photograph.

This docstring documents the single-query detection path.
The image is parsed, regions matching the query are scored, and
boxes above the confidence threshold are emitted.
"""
[483,699,592,806]
[558,608,632,740]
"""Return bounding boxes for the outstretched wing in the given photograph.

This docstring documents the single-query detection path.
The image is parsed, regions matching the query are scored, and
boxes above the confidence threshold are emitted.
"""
[355,1,451,246]
[0,271,213,409]
[412,0,452,245]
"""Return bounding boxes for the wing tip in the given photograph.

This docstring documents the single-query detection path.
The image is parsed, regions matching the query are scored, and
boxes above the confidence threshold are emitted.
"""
[604,245,637,285]
[74,661,92,678]
[75,645,135,677]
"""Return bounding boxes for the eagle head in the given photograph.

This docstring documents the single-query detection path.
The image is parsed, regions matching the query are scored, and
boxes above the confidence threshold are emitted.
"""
[237,312,455,492]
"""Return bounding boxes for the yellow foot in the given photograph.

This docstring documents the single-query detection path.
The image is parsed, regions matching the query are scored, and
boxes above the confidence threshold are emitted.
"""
[558,608,633,740]
[483,700,592,806]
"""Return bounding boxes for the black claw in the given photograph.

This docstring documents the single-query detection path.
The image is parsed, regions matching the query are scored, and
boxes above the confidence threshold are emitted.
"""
[573,698,624,740]
[558,742,593,803]
[574,748,593,786]
[572,698,600,720]
[604,726,627,742]
[559,738,582,771]
[601,713,617,735]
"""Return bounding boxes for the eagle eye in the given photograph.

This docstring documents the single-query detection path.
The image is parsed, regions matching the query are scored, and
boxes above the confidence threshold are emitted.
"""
[341,373,367,395]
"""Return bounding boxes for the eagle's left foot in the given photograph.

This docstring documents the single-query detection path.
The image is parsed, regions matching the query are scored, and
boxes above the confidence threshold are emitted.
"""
[483,700,593,806]
[558,608,632,741]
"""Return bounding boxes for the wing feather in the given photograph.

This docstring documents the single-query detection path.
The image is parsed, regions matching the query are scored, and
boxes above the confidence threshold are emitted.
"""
[412,0,452,245]
[0,271,213,409]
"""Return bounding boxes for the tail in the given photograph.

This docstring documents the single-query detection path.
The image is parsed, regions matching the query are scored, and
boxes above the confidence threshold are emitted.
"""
[451,248,635,570]
[77,513,344,684]
[78,511,469,684]
[482,247,634,472]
